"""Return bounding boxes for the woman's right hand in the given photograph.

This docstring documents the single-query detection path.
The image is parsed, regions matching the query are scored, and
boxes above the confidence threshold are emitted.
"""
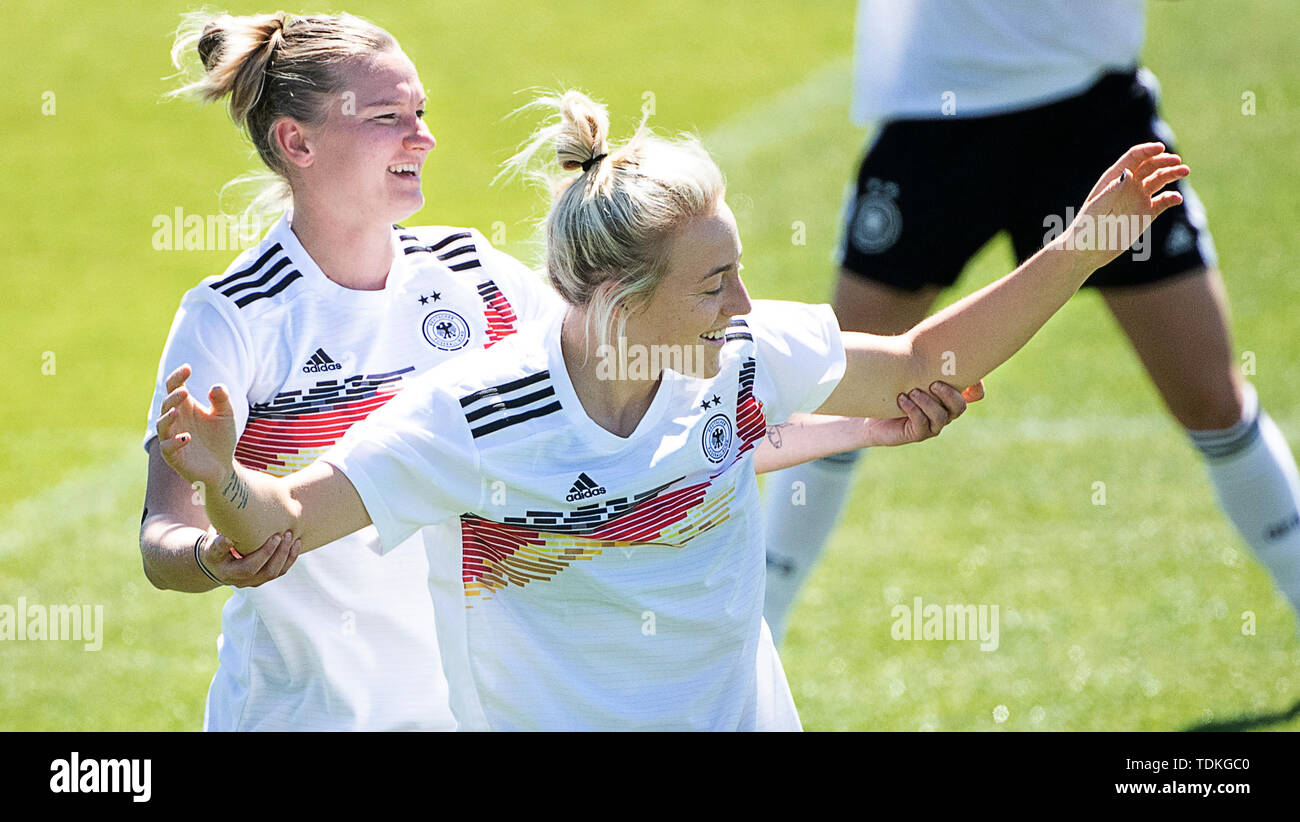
[156,364,239,489]
[1068,142,1189,268]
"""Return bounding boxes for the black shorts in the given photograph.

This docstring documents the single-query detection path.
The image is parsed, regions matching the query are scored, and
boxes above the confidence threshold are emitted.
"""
[838,68,1216,291]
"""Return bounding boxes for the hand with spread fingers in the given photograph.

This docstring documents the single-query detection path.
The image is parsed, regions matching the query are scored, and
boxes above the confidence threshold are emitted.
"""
[1072,142,1190,266]
[155,363,239,490]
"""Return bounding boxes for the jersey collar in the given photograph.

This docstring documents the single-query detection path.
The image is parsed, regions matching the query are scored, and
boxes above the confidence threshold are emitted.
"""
[544,312,680,455]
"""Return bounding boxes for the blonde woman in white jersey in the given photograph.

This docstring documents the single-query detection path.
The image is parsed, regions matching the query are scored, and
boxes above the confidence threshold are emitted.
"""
[153,87,1185,730]
[140,14,975,731]
[762,0,1300,644]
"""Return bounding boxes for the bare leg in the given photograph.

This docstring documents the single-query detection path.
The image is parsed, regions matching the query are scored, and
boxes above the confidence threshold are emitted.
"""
[763,272,941,644]
[1099,267,1243,431]
[831,272,943,335]
[1103,267,1300,619]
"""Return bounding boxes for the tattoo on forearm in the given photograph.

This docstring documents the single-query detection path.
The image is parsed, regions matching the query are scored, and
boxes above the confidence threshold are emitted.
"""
[221,469,249,510]
[766,422,792,449]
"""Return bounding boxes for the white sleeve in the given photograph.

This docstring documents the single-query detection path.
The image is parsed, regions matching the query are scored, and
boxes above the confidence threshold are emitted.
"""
[746,300,847,425]
[321,371,484,554]
[143,288,255,451]
[473,230,564,327]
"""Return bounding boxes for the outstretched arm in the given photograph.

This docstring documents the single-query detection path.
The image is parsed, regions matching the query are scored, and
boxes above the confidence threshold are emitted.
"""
[816,144,1188,418]
[753,381,983,474]
[154,364,371,554]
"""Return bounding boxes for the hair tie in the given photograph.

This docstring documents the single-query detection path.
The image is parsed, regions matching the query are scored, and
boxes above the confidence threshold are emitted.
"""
[581,153,608,172]
[264,16,287,61]
[252,17,287,112]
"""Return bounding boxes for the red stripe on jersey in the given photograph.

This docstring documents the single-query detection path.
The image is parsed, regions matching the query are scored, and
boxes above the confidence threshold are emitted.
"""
[735,395,766,456]
[460,477,712,592]
[234,388,402,475]
[479,281,519,348]
[734,358,766,458]
[459,355,765,602]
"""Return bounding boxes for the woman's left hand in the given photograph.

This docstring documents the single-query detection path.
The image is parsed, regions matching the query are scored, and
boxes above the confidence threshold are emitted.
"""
[865,379,984,447]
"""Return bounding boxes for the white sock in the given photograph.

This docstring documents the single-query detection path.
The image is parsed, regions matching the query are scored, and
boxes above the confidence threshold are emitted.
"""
[762,449,862,645]
[1190,384,1300,617]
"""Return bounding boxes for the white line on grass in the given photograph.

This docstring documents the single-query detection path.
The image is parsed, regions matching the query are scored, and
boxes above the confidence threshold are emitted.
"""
[703,57,853,167]
[0,436,143,557]
[963,415,1300,444]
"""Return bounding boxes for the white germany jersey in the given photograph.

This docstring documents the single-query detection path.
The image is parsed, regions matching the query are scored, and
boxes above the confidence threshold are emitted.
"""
[325,300,846,730]
[144,215,559,730]
[852,0,1145,122]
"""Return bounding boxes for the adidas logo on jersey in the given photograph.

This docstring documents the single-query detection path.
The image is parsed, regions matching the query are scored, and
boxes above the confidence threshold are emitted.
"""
[565,472,606,502]
[302,348,343,373]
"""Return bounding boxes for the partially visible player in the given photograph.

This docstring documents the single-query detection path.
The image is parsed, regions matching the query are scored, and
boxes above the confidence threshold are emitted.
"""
[763,0,1300,644]
[153,88,1187,730]
[140,11,975,731]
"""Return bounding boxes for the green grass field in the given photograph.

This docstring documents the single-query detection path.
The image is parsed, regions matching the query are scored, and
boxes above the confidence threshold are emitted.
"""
[2,0,1298,730]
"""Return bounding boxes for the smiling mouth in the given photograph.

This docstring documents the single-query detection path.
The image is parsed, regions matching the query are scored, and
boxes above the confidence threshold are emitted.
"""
[699,329,727,344]
[388,162,420,180]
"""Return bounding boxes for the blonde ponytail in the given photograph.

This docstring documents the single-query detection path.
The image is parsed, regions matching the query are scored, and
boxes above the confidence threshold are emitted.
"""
[504,90,726,353]
[174,12,286,127]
